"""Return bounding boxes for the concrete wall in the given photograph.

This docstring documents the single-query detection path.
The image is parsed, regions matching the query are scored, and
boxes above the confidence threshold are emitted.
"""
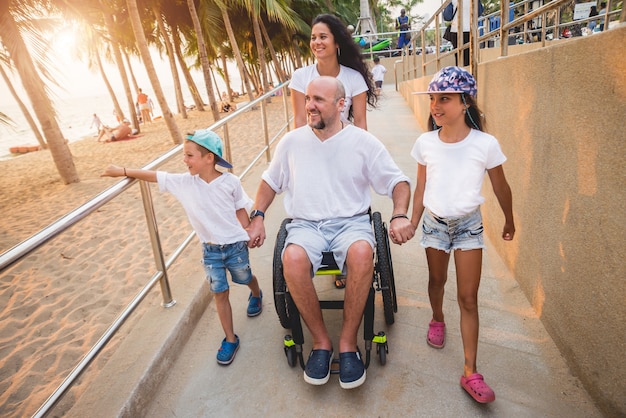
[399,27,626,417]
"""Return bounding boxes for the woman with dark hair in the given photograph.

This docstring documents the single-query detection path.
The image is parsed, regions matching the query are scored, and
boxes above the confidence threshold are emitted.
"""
[289,14,377,130]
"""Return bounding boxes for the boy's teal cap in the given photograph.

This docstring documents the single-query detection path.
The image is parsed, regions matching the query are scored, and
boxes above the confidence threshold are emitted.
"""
[186,129,232,169]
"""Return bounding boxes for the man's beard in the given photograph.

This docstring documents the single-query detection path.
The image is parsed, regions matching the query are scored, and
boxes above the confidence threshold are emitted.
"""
[309,119,326,130]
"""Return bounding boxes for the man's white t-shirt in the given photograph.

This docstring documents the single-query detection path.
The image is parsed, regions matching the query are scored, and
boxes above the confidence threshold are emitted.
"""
[411,129,506,217]
[157,171,252,244]
[289,64,368,124]
[262,124,410,221]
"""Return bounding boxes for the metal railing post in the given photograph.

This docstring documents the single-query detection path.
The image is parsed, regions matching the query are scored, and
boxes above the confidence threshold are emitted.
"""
[261,99,271,163]
[139,180,176,308]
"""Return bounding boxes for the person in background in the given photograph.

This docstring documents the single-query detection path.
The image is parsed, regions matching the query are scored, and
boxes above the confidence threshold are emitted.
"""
[411,67,514,404]
[289,14,377,130]
[97,120,132,142]
[101,129,263,366]
[396,9,411,49]
[90,113,103,135]
[371,57,387,95]
[136,88,152,124]
[598,2,607,31]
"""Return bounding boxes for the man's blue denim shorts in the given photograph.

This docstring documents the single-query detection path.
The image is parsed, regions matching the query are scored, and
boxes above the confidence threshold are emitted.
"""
[420,208,486,253]
[202,241,253,293]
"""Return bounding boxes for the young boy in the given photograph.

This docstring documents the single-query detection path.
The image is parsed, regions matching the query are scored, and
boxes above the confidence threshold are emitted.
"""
[372,57,387,95]
[101,129,263,366]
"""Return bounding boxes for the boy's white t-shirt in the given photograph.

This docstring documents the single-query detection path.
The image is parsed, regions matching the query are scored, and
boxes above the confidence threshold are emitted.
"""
[156,171,252,244]
[262,124,410,221]
[372,64,387,82]
[289,64,368,123]
[411,129,506,217]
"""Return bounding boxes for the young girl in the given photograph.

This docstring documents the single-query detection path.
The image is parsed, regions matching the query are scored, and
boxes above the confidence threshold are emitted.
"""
[410,67,515,403]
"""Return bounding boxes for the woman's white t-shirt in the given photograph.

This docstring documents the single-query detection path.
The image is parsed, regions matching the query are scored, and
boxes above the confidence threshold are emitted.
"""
[411,129,506,217]
[289,64,368,124]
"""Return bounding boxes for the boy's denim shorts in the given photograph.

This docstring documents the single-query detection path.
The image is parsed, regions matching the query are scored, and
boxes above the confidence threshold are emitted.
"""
[202,241,253,293]
[284,213,374,276]
[420,208,486,253]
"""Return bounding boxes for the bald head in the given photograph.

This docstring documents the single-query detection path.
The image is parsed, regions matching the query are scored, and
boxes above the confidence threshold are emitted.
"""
[304,77,346,136]
[307,76,345,103]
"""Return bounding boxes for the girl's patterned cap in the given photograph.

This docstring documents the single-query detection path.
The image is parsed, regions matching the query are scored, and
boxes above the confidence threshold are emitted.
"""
[412,66,477,97]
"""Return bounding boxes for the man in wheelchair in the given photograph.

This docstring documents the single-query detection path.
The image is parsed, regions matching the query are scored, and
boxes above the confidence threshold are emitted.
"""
[247,77,414,389]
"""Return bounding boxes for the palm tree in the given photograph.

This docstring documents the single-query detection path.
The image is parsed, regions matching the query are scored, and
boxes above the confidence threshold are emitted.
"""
[0,1,79,184]
[153,4,187,118]
[0,63,47,149]
[126,0,183,144]
[186,0,221,121]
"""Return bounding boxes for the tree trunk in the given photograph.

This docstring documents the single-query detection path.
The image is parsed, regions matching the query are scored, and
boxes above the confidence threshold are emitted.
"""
[0,6,78,184]
[186,0,220,121]
[97,53,124,125]
[220,52,234,100]
[127,0,183,144]
[124,50,139,94]
[220,7,256,103]
[172,28,205,111]
[104,12,139,131]
[154,5,187,118]
[259,19,287,83]
[0,65,47,149]
[252,15,270,100]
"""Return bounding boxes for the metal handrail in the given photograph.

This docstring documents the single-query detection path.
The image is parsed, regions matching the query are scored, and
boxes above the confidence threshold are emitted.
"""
[392,0,622,84]
[16,81,292,418]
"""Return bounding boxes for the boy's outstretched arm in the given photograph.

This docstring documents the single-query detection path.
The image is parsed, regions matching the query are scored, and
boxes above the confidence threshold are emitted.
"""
[101,164,157,183]
[487,165,515,240]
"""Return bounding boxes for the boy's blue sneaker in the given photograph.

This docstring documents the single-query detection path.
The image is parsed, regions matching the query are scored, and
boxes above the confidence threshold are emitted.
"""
[339,351,366,389]
[247,291,263,317]
[216,335,240,365]
[304,349,333,385]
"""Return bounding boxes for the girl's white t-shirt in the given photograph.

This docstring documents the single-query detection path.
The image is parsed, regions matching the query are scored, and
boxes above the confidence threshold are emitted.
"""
[411,129,506,217]
[157,171,252,244]
[289,64,368,124]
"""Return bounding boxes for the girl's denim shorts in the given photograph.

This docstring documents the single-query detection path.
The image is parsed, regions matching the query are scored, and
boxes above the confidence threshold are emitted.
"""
[202,241,253,293]
[420,208,485,253]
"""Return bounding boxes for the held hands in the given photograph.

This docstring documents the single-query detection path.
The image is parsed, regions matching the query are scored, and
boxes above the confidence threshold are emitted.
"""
[389,216,416,245]
[246,217,266,248]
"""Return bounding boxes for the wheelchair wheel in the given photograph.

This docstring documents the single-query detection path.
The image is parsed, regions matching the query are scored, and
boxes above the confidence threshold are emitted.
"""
[372,212,396,325]
[273,218,292,329]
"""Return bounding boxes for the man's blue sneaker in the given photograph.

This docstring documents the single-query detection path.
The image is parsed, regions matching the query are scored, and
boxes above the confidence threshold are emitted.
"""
[216,335,240,365]
[247,291,263,317]
[339,351,366,389]
[304,349,333,385]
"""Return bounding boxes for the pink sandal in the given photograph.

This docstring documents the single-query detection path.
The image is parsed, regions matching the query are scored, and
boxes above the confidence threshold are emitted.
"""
[460,373,496,403]
[427,320,445,348]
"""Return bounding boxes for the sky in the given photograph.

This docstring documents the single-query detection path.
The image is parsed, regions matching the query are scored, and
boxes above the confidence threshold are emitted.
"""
[0,0,444,106]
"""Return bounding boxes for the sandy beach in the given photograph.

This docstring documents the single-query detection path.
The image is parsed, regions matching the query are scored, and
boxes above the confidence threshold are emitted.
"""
[0,98,289,417]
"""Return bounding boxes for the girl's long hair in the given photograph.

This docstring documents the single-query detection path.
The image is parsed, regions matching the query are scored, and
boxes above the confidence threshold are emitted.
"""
[428,94,484,131]
[311,14,378,112]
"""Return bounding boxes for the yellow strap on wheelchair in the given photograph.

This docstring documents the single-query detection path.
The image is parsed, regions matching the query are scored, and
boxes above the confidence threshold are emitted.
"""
[284,338,295,347]
[372,334,387,344]
[316,268,343,276]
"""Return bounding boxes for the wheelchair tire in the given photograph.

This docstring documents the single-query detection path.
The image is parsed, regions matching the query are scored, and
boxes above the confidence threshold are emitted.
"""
[372,212,396,325]
[273,218,293,329]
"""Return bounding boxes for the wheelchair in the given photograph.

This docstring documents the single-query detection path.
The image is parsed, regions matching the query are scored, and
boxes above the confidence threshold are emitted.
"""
[272,211,398,370]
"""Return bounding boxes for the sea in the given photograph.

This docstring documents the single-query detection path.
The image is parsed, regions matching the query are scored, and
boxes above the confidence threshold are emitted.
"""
[0,85,218,161]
